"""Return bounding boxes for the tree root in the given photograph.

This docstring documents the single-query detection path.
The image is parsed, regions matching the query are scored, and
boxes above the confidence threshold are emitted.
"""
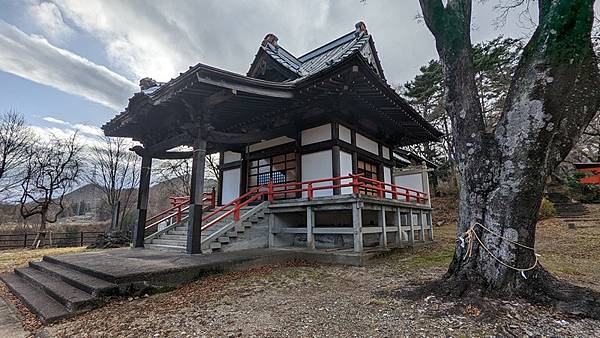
[391,266,600,320]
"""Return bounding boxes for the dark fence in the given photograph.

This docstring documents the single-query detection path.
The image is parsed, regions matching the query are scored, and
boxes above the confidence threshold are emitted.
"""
[0,231,106,250]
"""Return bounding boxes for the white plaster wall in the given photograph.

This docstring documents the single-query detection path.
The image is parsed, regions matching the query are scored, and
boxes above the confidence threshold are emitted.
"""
[221,168,241,204]
[384,166,392,198]
[394,173,424,193]
[223,151,241,164]
[356,133,379,155]
[382,146,390,160]
[340,151,353,195]
[339,125,352,144]
[248,136,295,152]
[301,150,333,197]
[301,124,331,146]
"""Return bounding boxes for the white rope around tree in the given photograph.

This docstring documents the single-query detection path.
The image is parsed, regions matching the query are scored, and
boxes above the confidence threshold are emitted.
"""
[458,222,540,279]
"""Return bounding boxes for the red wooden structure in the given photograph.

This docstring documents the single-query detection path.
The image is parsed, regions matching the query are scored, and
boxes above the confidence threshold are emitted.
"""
[147,173,428,236]
[574,162,600,188]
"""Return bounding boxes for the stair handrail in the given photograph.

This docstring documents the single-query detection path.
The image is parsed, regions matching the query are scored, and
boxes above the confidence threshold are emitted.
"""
[145,193,213,231]
[201,201,269,245]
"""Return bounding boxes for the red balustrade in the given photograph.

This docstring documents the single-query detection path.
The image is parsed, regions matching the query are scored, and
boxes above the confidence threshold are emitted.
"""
[149,174,428,234]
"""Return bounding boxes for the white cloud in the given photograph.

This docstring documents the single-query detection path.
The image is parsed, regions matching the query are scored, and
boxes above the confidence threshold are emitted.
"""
[43,116,103,136]
[42,116,69,125]
[27,1,74,41]
[0,21,138,110]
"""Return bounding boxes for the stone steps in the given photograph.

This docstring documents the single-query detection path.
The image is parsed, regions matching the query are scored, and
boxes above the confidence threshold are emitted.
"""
[0,273,70,323]
[29,261,117,297]
[14,267,97,312]
[0,258,119,323]
[147,205,268,254]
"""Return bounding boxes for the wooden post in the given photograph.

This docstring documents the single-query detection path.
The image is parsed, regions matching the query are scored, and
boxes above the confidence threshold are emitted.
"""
[395,208,404,248]
[428,212,434,241]
[133,155,152,248]
[268,213,275,247]
[306,206,315,249]
[352,202,363,252]
[420,212,425,242]
[23,234,27,248]
[186,132,207,254]
[379,206,387,248]
[80,231,84,246]
[408,209,415,246]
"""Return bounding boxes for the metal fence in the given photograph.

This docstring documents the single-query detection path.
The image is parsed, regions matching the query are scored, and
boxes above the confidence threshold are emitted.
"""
[0,231,106,250]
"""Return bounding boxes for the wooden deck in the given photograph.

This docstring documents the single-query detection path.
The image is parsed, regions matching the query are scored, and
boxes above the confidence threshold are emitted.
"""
[267,195,433,252]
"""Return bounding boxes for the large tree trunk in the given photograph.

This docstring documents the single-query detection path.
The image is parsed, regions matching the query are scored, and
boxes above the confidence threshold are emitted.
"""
[419,0,600,317]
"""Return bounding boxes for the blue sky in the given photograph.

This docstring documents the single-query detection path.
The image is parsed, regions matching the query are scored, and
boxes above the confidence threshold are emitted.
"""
[0,0,547,144]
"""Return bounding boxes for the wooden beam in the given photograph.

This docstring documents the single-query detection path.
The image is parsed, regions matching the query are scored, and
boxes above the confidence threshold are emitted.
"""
[207,125,296,144]
[204,89,237,107]
[195,72,294,98]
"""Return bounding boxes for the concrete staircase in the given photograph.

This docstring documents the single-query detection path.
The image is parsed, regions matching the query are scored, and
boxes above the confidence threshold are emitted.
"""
[145,203,269,253]
[546,191,588,218]
[0,258,119,323]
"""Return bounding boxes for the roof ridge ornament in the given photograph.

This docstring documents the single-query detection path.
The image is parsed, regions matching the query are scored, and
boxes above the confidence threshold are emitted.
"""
[139,77,158,90]
[355,21,368,36]
[261,33,279,48]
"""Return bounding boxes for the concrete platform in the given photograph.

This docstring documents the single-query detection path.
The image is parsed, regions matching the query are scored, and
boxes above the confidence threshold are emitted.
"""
[1,246,395,323]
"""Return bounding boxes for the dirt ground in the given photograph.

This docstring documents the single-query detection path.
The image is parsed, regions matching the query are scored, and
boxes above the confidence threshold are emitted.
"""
[4,200,600,337]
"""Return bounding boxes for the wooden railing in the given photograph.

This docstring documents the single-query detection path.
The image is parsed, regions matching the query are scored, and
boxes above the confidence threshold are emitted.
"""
[147,174,428,235]
[0,231,106,250]
[144,188,216,231]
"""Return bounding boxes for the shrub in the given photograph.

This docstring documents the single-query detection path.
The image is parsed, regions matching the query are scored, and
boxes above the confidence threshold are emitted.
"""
[567,172,600,203]
[538,198,556,220]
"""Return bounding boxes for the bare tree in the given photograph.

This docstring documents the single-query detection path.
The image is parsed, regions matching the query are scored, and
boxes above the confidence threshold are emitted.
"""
[20,134,81,247]
[154,158,192,196]
[87,136,138,232]
[154,154,219,197]
[419,0,600,316]
[0,110,32,200]
[206,153,220,180]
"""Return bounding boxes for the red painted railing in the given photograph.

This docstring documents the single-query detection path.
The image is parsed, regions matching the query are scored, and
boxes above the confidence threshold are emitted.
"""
[148,174,428,234]
[144,188,216,231]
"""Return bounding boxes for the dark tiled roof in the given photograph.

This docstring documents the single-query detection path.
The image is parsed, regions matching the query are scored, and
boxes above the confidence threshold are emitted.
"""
[258,29,380,81]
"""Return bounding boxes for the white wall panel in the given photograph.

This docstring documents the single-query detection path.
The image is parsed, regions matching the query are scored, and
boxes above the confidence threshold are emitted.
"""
[223,151,241,164]
[382,146,390,160]
[356,133,379,155]
[221,168,241,204]
[340,151,353,195]
[301,124,331,146]
[301,150,333,197]
[394,173,424,193]
[384,166,392,198]
[339,125,352,143]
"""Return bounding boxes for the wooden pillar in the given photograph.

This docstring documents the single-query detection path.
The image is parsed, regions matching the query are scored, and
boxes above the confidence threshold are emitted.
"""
[332,123,341,195]
[133,156,152,248]
[217,152,224,206]
[395,208,404,248]
[408,209,415,246]
[429,212,434,241]
[379,206,387,248]
[350,130,358,174]
[239,149,248,197]
[420,212,425,242]
[186,133,207,254]
[352,202,363,252]
[306,206,315,249]
[268,213,275,247]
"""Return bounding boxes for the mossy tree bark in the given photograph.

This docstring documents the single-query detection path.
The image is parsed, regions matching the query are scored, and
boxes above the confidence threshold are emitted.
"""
[419,0,600,317]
